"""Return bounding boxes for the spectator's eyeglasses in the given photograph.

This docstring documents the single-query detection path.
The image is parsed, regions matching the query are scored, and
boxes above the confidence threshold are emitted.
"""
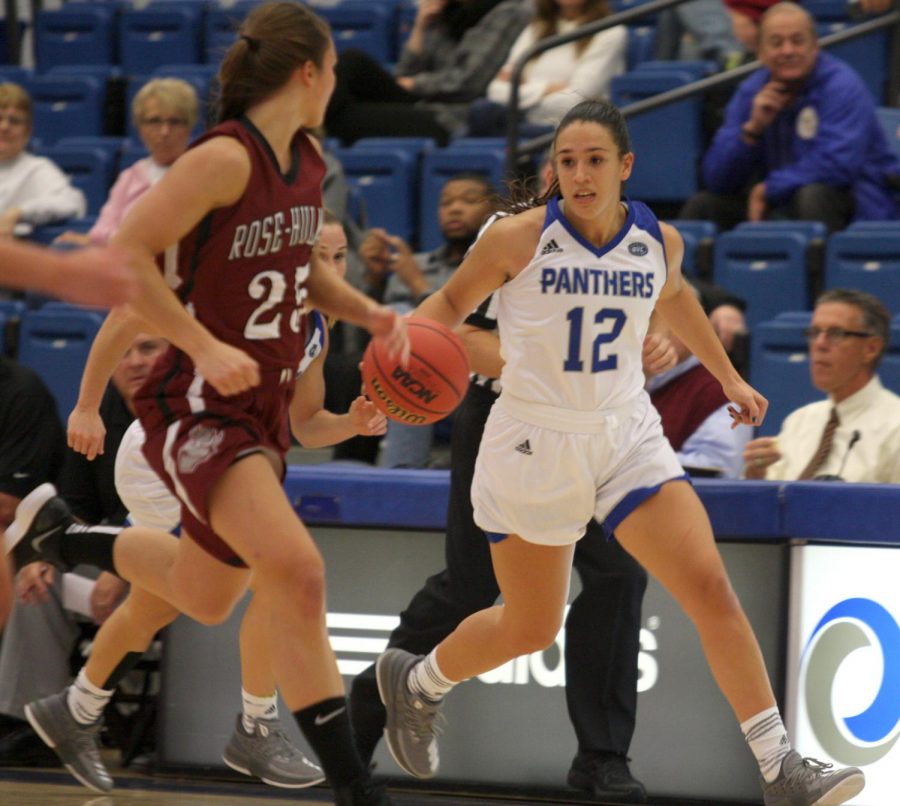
[0,113,28,127]
[803,326,873,344]
[140,116,189,129]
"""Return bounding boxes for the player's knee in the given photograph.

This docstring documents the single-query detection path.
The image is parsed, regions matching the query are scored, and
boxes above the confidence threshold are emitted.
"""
[185,592,238,626]
[506,613,563,655]
[694,568,740,618]
[262,555,327,620]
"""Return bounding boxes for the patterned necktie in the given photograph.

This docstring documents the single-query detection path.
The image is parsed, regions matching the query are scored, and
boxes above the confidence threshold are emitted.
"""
[798,407,840,480]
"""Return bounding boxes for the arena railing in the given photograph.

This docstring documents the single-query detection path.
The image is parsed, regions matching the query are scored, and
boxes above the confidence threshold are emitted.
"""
[505,1,900,177]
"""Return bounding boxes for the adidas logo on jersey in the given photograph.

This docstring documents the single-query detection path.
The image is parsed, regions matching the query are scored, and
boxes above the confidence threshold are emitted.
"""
[540,239,563,255]
[515,439,533,455]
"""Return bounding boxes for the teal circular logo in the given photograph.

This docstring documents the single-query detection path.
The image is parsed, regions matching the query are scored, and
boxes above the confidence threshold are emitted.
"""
[802,598,900,765]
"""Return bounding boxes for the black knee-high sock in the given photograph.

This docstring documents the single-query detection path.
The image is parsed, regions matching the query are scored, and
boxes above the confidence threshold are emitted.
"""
[295,697,368,787]
[60,523,121,573]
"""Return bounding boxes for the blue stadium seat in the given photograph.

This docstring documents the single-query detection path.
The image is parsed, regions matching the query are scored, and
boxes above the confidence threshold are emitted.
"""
[824,230,900,311]
[204,1,255,63]
[750,315,817,437]
[118,7,202,76]
[735,220,828,240]
[317,2,393,64]
[875,106,900,161]
[34,7,116,73]
[0,66,32,84]
[55,135,128,172]
[713,231,811,329]
[0,299,25,357]
[354,137,437,157]
[818,21,889,102]
[847,220,900,232]
[333,147,418,244]
[612,69,703,203]
[626,25,657,70]
[419,145,506,251]
[24,75,105,144]
[668,219,717,277]
[38,145,115,216]
[18,306,105,418]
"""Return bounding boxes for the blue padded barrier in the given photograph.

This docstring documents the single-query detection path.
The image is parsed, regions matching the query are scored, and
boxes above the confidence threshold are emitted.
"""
[283,465,900,546]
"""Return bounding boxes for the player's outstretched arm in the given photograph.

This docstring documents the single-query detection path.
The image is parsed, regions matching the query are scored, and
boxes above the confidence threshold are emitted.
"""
[0,241,135,308]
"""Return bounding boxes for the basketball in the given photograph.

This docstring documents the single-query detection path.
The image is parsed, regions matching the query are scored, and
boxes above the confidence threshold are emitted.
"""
[362,316,470,426]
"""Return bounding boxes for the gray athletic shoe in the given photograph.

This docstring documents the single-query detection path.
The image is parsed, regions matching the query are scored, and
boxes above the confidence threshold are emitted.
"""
[222,715,325,788]
[4,483,74,572]
[24,690,112,793]
[761,750,865,806]
[376,649,443,779]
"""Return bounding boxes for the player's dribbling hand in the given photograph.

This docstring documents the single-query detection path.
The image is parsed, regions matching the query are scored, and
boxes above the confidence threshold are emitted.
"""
[723,378,768,429]
[195,341,261,397]
[348,395,388,436]
[367,306,409,366]
[68,407,107,460]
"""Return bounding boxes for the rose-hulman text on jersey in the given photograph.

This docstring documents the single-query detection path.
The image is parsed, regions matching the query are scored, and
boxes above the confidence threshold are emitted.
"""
[228,205,322,260]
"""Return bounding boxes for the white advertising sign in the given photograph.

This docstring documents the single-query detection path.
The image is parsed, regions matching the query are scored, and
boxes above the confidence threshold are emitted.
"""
[786,545,900,806]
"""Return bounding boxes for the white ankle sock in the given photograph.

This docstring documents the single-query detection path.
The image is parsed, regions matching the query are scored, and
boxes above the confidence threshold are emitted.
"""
[741,706,792,783]
[241,689,278,733]
[407,649,456,703]
[67,669,114,726]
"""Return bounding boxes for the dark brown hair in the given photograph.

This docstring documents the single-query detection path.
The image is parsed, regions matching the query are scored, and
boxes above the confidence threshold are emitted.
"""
[217,1,331,122]
[533,0,612,57]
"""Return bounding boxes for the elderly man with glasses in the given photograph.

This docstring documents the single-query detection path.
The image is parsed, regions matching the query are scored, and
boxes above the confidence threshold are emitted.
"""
[744,288,900,482]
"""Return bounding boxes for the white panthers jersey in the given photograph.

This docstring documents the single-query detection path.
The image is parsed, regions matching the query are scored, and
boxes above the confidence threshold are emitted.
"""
[496,198,667,413]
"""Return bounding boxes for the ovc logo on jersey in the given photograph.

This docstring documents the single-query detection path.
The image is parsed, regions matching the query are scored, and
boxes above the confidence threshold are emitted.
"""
[628,242,648,257]
[801,597,900,765]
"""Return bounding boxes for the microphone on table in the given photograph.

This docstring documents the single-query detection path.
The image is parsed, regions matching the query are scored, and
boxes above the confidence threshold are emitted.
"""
[814,430,861,482]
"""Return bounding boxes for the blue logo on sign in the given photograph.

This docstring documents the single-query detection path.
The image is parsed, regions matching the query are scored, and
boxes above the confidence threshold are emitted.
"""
[802,598,900,765]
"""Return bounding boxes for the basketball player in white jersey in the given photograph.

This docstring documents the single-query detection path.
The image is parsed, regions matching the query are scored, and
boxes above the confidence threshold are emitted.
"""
[376,100,864,806]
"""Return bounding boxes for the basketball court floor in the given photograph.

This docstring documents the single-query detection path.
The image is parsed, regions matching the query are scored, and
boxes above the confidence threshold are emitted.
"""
[0,767,762,806]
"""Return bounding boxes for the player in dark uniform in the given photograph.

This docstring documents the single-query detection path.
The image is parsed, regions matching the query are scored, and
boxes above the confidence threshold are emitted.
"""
[4,4,404,804]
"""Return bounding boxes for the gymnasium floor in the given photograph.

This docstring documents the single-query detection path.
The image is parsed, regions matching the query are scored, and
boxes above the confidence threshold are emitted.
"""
[0,766,763,806]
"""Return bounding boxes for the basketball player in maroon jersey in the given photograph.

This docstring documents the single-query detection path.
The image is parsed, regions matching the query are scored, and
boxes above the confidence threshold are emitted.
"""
[5,4,404,804]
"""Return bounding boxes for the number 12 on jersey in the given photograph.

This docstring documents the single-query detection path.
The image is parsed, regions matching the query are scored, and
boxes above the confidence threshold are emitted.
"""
[563,307,626,373]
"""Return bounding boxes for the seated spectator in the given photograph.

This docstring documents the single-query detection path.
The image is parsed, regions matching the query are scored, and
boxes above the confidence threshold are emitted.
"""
[467,0,627,137]
[721,0,895,55]
[0,355,66,636]
[647,302,753,478]
[368,172,495,468]
[655,0,743,68]
[0,334,167,768]
[0,82,86,238]
[680,2,900,233]
[324,0,531,144]
[744,288,900,482]
[56,78,198,248]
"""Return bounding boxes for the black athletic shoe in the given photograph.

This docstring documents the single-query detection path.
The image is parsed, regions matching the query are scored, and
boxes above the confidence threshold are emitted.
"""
[4,483,73,572]
[568,751,649,803]
[333,777,394,805]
